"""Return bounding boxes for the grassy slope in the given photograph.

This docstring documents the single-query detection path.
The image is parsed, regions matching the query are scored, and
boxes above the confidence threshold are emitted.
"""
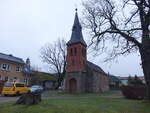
[0,97,150,113]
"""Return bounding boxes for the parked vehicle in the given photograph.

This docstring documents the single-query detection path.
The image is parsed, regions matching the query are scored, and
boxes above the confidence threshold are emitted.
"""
[0,81,6,94]
[2,82,30,96]
[30,85,44,93]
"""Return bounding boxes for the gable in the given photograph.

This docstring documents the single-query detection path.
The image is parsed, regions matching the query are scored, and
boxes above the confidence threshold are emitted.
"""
[87,61,106,74]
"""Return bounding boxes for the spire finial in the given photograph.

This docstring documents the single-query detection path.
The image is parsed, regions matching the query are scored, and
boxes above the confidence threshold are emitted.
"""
[75,8,78,12]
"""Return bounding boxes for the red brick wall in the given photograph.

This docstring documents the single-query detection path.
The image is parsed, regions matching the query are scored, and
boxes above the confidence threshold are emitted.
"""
[66,43,87,72]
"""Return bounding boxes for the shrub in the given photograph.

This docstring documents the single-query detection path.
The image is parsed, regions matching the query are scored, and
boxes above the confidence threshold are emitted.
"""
[121,85,146,100]
[127,75,145,86]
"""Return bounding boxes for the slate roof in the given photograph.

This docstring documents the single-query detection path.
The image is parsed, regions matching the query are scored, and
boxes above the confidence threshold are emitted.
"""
[0,53,33,74]
[0,53,24,64]
[108,75,120,82]
[67,11,87,46]
[87,61,105,74]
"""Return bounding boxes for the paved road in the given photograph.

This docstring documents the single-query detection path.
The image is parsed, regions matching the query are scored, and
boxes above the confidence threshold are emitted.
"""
[0,96,18,103]
[0,90,59,103]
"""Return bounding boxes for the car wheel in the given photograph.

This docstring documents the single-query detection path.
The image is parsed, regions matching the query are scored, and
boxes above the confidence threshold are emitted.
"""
[4,94,7,96]
[27,90,31,94]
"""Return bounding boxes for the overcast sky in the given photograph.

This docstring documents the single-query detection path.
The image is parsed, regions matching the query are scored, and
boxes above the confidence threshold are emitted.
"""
[0,0,143,76]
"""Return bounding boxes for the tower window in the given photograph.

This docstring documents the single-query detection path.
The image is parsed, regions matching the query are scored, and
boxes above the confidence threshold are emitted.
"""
[83,60,85,66]
[74,48,77,56]
[70,48,73,56]
[82,48,86,57]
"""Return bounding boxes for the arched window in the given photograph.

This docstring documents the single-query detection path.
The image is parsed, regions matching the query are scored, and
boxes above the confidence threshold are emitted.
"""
[74,48,77,56]
[83,60,85,66]
[82,48,86,57]
[70,48,73,56]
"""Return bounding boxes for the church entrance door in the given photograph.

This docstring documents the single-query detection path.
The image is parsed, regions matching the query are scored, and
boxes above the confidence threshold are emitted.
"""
[69,78,77,93]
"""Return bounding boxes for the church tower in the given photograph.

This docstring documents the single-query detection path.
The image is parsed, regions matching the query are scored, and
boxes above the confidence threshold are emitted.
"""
[66,9,87,72]
[65,9,87,93]
[65,9,109,93]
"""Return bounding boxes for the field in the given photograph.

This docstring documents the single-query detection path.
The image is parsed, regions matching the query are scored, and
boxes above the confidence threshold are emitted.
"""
[0,96,150,113]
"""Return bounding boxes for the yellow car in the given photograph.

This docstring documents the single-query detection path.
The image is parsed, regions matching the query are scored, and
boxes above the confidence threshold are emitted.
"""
[2,82,30,96]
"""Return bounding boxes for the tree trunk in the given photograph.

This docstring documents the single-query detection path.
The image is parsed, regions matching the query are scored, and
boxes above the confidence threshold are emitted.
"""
[140,38,150,101]
[15,92,42,105]
[55,74,63,89]
[55,78,62,89]
[55,70,66,89]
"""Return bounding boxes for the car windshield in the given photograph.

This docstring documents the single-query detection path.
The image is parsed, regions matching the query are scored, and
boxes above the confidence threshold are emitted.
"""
[15,83,24,87]
[4,83,14,87]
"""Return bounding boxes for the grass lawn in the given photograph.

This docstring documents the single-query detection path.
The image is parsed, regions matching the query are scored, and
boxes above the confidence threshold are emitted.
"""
[49,90,122,97]
[0,97,150,113]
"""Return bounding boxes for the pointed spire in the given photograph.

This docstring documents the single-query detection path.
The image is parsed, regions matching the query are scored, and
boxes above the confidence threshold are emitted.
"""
[67,9,87,46]
[26,58,30,69]
[73,9,82,31]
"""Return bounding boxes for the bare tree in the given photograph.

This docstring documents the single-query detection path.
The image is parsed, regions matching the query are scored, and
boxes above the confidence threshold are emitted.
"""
[82,0,150,100]
[40,39,66,89]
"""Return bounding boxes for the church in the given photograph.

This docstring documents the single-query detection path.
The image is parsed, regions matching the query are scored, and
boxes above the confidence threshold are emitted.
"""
[65,10,109,93]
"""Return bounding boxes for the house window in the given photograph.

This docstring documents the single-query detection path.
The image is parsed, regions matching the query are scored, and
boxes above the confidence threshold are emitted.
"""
[5,76,8,81]
[13,77,17,82]
[16,66,21,72]
[9,78,13,82]
[1,64,10,71]
[2,64,7,70]
[7,64,10,70]
[24,79,28,85]
[24,79,27,83]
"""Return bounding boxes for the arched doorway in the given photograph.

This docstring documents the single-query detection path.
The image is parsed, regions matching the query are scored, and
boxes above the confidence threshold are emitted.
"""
[69,78,77,93]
